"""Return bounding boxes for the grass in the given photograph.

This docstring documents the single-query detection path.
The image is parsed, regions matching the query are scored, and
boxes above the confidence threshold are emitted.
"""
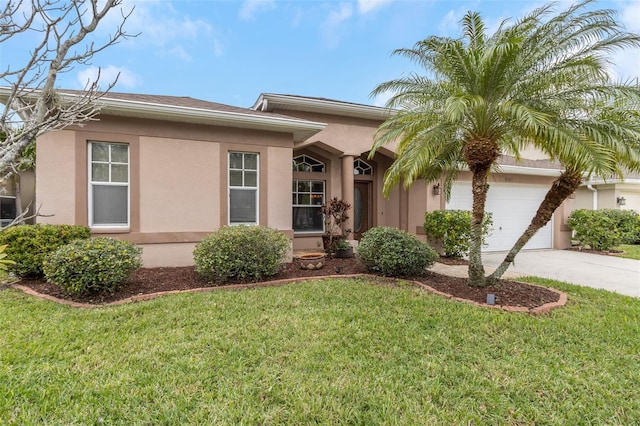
[1,277,639,425]
[615,244,640,260]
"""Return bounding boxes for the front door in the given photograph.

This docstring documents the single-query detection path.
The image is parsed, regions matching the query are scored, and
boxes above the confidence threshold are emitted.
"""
[354,181,372,240]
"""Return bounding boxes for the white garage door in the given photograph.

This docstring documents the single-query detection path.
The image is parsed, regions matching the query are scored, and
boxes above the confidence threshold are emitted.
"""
[446,182,553,252]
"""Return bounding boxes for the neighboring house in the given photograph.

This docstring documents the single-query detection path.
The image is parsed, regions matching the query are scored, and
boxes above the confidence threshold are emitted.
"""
[14,90,586,266]
[0,172,36,227]
[572,172,640,213]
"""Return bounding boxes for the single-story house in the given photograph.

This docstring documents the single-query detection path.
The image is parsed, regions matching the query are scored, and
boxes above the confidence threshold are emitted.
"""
[6,90,620,266]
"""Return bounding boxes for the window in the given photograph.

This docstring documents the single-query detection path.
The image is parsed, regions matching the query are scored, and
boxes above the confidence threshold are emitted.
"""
[292,154,325,172]
[293,180,324,232]
[89,142,129,227]
[354,159,373,175]
[229,152,258,224]
[292,154,326,233]
[0,178,16,227]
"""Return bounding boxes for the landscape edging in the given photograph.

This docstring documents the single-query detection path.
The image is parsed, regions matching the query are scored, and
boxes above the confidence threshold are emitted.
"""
[10,274,567,314]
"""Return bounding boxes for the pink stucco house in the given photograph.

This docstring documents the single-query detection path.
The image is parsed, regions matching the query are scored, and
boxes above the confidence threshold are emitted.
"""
[32,91,579,267]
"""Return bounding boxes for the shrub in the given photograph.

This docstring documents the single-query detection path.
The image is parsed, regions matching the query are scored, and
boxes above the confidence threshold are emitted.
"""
[0,224,90,277]
[193,225,290,283]
[357,226,438,277]
[43,237,142,295]
[424,210,493,258]
[606,209,640,245]
[568,209,640,251]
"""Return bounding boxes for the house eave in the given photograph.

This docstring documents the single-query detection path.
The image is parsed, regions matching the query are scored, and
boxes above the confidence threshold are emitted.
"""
[0,87,327,142]
[497,164,564,177]
[582,178,640,185]
[254,93,393,121]
[98,97,326,142]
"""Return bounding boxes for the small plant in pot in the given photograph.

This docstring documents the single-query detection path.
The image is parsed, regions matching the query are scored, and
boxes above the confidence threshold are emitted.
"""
[334,238,354,258]
[320,197,352,258]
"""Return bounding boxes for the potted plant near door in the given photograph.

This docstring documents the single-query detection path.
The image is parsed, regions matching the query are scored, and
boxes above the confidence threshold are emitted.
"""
[320,197,352,258]
[334,238,354,258]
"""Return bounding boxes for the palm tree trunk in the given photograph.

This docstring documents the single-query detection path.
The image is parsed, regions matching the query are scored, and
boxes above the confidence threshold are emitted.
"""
[486,170,582,284]
[464,137,500,287]
[468,168,491,286]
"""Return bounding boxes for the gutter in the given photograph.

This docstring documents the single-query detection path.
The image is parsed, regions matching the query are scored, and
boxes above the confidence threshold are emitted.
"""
[0,87,327,143]
[254,93,394,121]
[586,183,598,210]
[97,97,327,142]
[498,164,563,177]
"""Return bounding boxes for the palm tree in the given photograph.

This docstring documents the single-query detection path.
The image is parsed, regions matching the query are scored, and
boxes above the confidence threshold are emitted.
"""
[370,0,640,287]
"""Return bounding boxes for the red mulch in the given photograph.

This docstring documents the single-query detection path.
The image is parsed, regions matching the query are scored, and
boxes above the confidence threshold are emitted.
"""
[16,257,559,309]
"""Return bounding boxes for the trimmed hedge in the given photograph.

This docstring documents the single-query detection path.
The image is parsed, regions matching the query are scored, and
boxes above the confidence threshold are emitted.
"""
[43,237,142,295]
[357,226,438,277]
[568,209,640,251]
[193,225,290,284]
[424,210,493,258]
[0,224,90,277]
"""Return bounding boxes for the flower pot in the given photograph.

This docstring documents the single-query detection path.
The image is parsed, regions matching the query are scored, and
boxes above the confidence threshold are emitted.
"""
[334,247,354,258]
[297,253,326,270]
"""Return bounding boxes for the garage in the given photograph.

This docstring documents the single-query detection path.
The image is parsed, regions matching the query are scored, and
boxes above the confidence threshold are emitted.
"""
[446,182,553,252]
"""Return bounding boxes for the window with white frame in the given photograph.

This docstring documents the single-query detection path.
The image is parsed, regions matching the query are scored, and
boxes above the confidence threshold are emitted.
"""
[229,152,259,224]
[292,155,326,233]
[89,142,129,227]
[292,180,324,232]
[0,178,17,227]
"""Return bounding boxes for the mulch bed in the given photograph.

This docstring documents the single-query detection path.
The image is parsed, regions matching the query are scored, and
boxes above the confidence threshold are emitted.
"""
[15,257,561,310]
[565,247,624,256]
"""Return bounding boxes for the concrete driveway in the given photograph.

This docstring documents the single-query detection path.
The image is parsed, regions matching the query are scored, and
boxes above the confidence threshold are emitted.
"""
[481,250,640,298]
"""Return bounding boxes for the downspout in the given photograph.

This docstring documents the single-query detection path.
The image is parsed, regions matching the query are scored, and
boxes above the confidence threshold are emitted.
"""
[586,183,598,210]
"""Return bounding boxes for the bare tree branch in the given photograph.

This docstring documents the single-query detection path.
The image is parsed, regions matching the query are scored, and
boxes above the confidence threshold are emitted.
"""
[0,201,53,231]
[0,0,136,178]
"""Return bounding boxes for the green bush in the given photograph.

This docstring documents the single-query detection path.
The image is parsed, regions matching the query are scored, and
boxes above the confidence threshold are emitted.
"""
[424,210,493,258]
[357,226,438,277]
[193,225,290,283]
[43,237,142,295]
[0,224,90,277]
[606,209,640,245]
[568,209,640,251]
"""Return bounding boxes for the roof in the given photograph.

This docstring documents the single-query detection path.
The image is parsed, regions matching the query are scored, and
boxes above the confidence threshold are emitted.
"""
[253,93,394,121]
[0,87,327,142]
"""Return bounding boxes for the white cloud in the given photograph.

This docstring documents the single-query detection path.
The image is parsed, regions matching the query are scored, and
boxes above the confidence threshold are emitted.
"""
[603,1,640,81]
[438,10,459,35]
[107,1,223,60]
[321,3,353,48]
[357,0,393,14]
[239,0,277,21]
[371,89,394,107]
[620,0,640,32]
[76,65,140,90]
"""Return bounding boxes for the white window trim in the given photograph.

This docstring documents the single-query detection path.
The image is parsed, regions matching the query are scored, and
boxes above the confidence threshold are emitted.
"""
[292,179,325,234]
[228,152,259,226]
[88,142,130,229]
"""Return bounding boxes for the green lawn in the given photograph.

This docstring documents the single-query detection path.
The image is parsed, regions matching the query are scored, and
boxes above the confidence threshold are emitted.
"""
[1,277,639,425]
[615,244,640,260]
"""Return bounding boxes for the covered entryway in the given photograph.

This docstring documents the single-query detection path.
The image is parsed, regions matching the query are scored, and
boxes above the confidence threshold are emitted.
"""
[446,182,553,251]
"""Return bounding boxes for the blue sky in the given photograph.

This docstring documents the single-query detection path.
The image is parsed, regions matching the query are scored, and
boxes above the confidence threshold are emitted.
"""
[4,0,640,108]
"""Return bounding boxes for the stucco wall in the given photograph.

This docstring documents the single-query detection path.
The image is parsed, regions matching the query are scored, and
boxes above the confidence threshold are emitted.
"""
[139,136,220,233]
[267,146,294,230]
[35,114,297,267]
[36,130,77,224]
[573,183,640,212]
